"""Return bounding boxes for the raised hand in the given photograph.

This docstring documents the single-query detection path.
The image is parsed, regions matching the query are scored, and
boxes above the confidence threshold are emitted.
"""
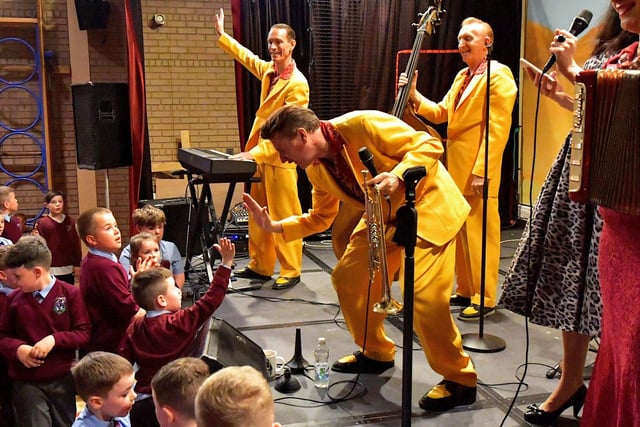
[214,7,225,36]
[212,237,235,267]
[549,30,581,82]
[242,193,282,233]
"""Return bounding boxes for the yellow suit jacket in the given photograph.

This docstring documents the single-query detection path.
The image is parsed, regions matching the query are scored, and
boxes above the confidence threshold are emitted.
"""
[218,33,310,166]
[279,111,470,247]
[414,61,517,196]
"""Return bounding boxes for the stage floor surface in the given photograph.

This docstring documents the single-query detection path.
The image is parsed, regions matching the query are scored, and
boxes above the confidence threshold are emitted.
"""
[185,224,594,427]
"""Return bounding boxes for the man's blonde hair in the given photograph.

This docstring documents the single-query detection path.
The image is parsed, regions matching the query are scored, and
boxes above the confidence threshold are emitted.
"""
[461,17,494,46]
[195,366,273,427]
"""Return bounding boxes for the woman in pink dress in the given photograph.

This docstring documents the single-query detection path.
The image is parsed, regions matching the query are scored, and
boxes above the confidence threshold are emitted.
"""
[580,1,640,425]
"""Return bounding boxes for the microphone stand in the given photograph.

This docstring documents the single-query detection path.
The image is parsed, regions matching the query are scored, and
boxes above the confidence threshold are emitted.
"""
[392,166,426,427]
[461,52,506,353]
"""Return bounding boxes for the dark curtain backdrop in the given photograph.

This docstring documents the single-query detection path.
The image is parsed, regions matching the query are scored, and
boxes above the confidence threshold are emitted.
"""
[231,0,522,223]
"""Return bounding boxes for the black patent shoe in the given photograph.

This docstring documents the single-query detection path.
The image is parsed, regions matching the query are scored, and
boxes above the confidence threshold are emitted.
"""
[331,351,394,374]
[449,294,472,307]
[419,380,476,412]
[524,384,587,425]
[234,267,272,281]
[272,276,300,290]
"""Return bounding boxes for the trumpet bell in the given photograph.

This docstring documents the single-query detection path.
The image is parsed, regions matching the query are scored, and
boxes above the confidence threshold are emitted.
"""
[373,299,403,315]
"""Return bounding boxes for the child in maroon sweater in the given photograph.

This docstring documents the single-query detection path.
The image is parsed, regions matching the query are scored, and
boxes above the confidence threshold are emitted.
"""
[0,235,90,427]
[118,237,234,427]
[0,244,16,427]
[77,207,143,354]
[34,190,82,284]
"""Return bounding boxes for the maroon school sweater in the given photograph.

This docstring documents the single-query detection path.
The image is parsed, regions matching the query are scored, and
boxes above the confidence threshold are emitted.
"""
[35,215,82,269]
[0,279,90,382]
[1,217,22,243]
[80,253,139,353]
[118,266,230,394]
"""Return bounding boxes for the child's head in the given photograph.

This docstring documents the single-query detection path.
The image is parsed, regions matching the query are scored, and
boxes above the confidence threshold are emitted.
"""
[132,205,167,240]
[44,190,65,216]
[131,267,181,312]
[129,232,161,268]
[2,235,51,293]
[0,244,17,288]
[151,357,210,427]
[72,351,136,421]
[195,365,276,427]
[0,218,4,235]
[77,207,121,253]
[0,186,18,214]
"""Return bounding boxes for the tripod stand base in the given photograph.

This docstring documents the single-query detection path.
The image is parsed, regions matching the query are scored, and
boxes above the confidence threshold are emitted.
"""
[285,355,310,375]
[461,333,506,353]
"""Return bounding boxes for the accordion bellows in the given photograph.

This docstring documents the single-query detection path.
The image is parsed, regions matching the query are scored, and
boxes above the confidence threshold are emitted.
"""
[570,69,640,215]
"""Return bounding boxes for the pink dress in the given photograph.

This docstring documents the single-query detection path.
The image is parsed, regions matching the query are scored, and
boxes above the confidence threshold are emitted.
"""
[581,208,640,426]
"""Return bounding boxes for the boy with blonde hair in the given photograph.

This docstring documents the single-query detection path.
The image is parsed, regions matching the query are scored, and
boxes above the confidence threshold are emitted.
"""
[195,365,281,427]
[71,351,136,426]
[0,186,21,243]
[118,237,234,427]
[0,235,91,426]
[151,357,210,427]
[120,204,185,288]
[77,207,143,353]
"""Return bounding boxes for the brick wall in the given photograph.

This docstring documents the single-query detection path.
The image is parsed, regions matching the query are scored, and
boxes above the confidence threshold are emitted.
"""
[1,0,241,240]
[141,0,240,161]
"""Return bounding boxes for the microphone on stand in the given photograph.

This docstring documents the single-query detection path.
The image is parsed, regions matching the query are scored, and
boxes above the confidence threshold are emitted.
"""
[541,9,593,74]
[358,147,391,202]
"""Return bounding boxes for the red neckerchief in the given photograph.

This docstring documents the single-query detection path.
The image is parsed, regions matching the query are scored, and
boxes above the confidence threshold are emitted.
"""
[269,60,296,92]
[604,41,640,69]
[454,58,488,108]
[318,121,365,204]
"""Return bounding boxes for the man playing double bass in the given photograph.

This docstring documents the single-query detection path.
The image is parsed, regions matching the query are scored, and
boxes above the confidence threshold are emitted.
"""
[400,17,517,320]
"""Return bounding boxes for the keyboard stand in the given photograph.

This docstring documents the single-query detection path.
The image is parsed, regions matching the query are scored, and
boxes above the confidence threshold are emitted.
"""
[181,170,249,287]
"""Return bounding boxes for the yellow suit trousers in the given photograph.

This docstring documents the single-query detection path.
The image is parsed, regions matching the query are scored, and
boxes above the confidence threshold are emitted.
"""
[332,220,477,387]
[247,162,303,278]
[454,195,501,307]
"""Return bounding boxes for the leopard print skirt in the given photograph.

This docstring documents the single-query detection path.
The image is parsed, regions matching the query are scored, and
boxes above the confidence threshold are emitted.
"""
[500,135,602,336]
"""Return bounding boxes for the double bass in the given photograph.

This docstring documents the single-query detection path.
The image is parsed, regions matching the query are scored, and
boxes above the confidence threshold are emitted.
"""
[391,1,445,145]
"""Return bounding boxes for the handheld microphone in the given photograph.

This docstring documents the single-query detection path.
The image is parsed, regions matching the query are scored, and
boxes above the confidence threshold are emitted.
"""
[542,9,593,74]
[358,147,391,201]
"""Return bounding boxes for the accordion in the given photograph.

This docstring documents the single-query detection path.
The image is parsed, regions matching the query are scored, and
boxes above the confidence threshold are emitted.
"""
[569,69,640,214]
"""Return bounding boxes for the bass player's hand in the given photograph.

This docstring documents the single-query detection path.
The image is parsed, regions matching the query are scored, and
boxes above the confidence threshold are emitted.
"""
[398,70,420,106]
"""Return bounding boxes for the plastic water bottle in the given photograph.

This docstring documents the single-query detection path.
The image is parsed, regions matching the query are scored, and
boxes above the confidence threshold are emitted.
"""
[314,337,329,388]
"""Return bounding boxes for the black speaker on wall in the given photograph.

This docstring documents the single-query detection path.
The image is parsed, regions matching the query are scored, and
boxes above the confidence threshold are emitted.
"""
[72,82,132,170]
[75,0,111,30]
[138,197,207,257]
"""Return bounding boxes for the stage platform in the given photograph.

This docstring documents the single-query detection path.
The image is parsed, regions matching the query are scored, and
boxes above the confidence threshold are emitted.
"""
[188,225,593,427]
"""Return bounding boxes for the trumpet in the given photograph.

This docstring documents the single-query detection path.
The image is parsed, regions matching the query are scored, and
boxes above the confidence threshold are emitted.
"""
[362,170,403,315]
